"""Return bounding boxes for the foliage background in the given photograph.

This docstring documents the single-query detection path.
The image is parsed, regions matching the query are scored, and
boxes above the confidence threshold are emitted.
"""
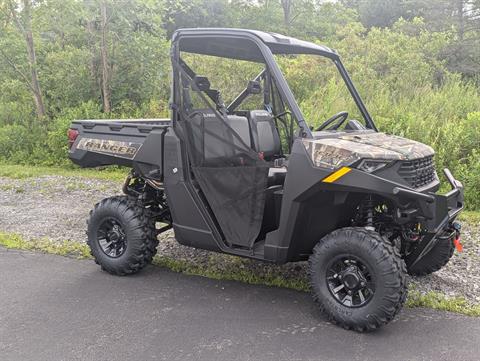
[0,0,479,208]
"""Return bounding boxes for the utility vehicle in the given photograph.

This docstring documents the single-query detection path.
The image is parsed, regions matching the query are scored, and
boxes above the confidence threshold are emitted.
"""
[68,28,464,331]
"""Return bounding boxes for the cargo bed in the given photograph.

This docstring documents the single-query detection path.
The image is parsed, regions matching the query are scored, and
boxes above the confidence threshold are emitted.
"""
[68,118,171,179]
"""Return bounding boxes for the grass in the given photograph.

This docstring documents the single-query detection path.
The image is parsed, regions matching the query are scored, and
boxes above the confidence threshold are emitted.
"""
[0,232,91,259]
[153,255,310,291]
[406,290,480,317]
[0,163,127,182]
[0,184,25,193]
[1,231,479,317]
[459,211,480,225]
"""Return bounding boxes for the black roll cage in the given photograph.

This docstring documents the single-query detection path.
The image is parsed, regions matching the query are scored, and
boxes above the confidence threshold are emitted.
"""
[170,28,378,138]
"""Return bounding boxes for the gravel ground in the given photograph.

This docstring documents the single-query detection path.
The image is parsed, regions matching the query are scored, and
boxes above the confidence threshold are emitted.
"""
[1,175,479,304]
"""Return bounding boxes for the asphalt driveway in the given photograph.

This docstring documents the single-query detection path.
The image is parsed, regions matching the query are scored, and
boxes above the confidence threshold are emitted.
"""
[1,247,479,361]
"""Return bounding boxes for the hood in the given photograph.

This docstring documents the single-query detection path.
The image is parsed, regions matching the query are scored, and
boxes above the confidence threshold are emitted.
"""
[302,132,434,170]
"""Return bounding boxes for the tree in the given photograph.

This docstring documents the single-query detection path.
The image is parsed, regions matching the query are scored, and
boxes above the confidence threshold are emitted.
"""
[280,0,292,27]
[161,0,232,39]
[83,0,112,113]
[81,0,170,112]
[99,0,110,112]
[403,0,480,77]
[339,0,411,28]
[1,0,46,119]
[341,0,480,78]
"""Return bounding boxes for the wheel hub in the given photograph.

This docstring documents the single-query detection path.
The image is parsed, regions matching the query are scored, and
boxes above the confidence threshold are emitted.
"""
[342,269,359,289]
[97,219,127,258]
[107,230,120,242]
[326,256,374,308]
[341,265,367,290]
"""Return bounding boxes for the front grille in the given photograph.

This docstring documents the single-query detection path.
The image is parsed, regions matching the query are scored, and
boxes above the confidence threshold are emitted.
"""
[398,155,436,188]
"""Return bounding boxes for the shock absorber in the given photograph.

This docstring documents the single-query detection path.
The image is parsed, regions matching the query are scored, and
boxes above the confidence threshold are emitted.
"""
[365,195,374,229]
[356,195,375,230]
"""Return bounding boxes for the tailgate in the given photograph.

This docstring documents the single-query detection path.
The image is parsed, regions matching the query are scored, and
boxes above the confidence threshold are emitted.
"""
[68,119,170,171]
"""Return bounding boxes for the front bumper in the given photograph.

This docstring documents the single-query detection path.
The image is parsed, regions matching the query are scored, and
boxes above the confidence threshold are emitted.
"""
[397,168,464,267]
[392,168,463,234]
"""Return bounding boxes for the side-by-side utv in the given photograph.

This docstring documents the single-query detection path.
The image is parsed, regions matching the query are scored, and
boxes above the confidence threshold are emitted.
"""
[68,28,464,331]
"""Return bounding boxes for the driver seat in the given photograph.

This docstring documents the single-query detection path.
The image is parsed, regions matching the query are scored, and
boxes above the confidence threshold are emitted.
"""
[248,110,286,186]
[249,110,281,160]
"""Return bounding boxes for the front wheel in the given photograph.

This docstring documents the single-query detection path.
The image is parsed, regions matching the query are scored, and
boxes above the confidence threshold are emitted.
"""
[407,231,455,276]
[87,196,158,276]
[309,227,407,332]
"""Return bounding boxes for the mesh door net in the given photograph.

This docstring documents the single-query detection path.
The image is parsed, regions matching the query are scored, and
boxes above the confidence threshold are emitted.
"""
[183,106,269,248]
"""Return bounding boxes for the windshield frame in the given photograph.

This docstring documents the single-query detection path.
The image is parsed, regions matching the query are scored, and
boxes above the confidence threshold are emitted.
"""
[332,58,377,132]
[272,52,378,133]
[171,29,378,137]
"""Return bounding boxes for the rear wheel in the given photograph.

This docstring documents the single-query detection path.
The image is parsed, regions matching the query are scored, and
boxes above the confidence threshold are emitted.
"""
[309,227,407,332]
[87,196,158,276]
[407,231,455,276]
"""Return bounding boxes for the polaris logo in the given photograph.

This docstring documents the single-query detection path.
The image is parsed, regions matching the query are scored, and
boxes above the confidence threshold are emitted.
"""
[77,138,141,159]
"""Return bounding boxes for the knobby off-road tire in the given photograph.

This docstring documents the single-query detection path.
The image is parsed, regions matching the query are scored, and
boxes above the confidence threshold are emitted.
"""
[407,233,455,276]
[309,227,408,332]
[87,196,159,276]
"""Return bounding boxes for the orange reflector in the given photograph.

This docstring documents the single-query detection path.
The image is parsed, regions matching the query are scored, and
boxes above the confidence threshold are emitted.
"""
[453,236,463,252]
[322,167,352,183]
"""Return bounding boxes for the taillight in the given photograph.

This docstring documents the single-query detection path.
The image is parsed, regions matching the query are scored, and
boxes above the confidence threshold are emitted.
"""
[67,128,79,149]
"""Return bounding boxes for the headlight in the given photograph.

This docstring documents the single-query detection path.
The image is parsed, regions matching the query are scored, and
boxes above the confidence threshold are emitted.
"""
[357,159,390,173]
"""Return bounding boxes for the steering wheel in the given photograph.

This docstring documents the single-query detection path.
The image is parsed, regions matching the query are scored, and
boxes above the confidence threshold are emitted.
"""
[273,110,290,120]
[315,111,349,131]
[272,110,291,131]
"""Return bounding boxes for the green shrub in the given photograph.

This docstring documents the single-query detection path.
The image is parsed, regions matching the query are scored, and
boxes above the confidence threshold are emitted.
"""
[457,150,480,210]
[0,124,39,163]
[41,101,105,166]
[0,79,35,127]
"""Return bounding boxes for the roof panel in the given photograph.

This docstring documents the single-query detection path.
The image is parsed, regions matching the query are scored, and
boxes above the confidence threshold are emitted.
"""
[174,28,338,61]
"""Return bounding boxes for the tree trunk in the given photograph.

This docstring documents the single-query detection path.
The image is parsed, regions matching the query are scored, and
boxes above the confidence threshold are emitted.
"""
[100,1,111,113]
[281,0,292,28]
[458,0,464,40]
[85,15,99,98]
[22,0,46,119]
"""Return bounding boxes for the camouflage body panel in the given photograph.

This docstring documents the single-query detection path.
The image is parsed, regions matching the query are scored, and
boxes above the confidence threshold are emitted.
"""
[302,132,435,169]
